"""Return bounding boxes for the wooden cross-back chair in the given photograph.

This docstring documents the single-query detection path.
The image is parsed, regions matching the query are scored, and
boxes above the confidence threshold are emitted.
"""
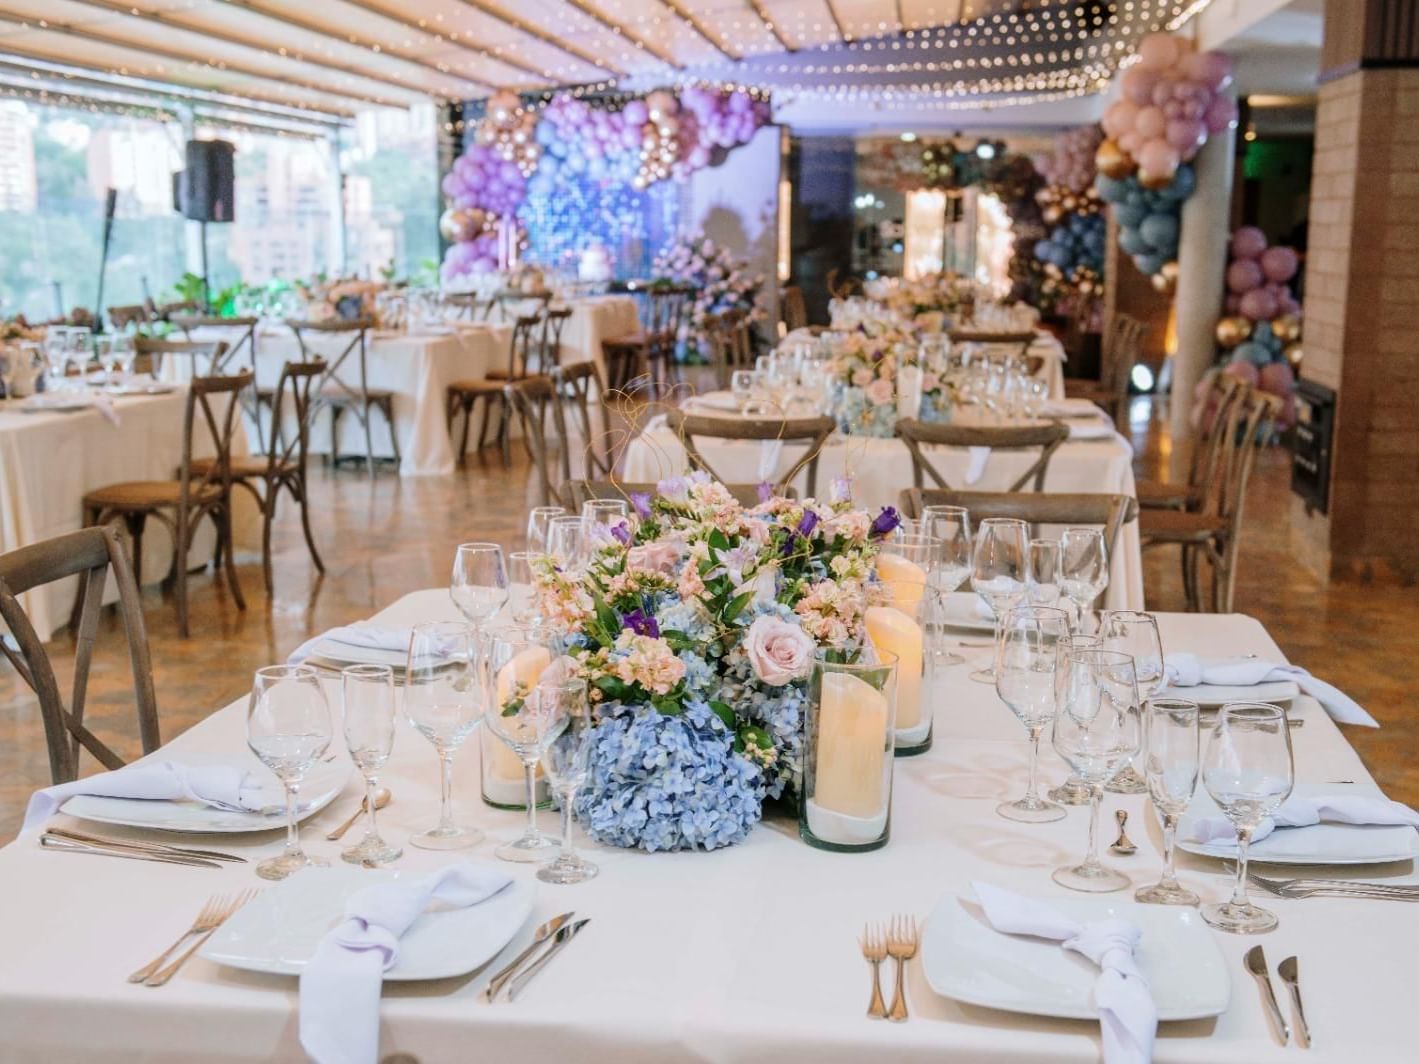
[895,418,1070,493]
[288,317,400,474]
[663,409,835,498]
[1141,384,1281,612]
[552,361,614,481]
[82,372,252,637]
[1136,372,1245,512]
[170,315,259,373]
[1066,313,1146,425]
[537,307,573,374]
[441,293,486,321]
[602,285,692,395]
[561,479,795,512]
[949,329,1042,377]
[707,309,755,390]
[133,337,230,380]
[107,304,151,330]
[446,314,544,467]
[0,526,159,784]
[900,488,1138,566]
[505,376,561,506]
[780,285,808,334]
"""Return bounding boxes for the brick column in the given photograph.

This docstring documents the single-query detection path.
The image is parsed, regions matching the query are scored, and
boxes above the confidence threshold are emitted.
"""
[1293,2,1419,582]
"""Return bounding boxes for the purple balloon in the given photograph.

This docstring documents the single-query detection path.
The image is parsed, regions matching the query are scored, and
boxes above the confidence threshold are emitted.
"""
[1230,226,1268,260]
[1260,246,1299,283]
[1239,287,1280,321]
[1226,259,1264,294]
[1205,94,1239,135]
[623,99,648,126]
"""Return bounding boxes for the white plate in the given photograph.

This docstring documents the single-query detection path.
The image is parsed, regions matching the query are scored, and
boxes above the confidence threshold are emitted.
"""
[1161,674,1298,708]
[1177,782,1419,865]
[306,638,409,670]
[60,753,350,834]
[921,892,1229,1021]
[15,395,94,412]
[939,591,997,632]
[202,865,535,980]
[106,383,178,396]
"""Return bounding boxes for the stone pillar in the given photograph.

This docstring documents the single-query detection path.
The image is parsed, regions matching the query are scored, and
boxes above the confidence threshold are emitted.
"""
[1169,110,1237,479]
[1292,0,1419,583]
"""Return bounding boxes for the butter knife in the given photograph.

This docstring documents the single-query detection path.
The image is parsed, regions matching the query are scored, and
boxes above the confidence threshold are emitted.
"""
[507,918,590,1001]
[46,827,246,864]
[1245,945,1290,1045]
[39,833,221,869]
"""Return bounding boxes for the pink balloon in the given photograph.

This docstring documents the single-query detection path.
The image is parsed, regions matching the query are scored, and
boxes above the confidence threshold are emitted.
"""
[1122,66,1162,106]
[1182,50,1235,92]
[1225,293,1243,314]
[1204,94,1239,135]
[1181,99,1206,121]
[1138,33,1183,73]
[1278,292,1303,317]
[1135,106,1166,139]
[1239,287,1280,321]
[1224,360,1260,386]
[1260,246,1299,283]
[1167,118,1207,157]
[1163,99,1184,120]
[1152,81,1175,108]
[1230,226,1268,260]
[1137,138,1181,181]
[1117,130,1142,156]
[1227,259,1264,294]
[1103,99,1137,138]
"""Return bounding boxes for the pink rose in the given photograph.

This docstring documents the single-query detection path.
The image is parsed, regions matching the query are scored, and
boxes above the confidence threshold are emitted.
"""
[744,615,814,686]
[626,540,679,573]
[851,368,873,387]
[865,377,894,406]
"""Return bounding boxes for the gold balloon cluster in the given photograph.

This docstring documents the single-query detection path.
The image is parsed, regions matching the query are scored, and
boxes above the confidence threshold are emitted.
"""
[1150,261,1180,295]
[1215,315,1252,349]
[439,205,491,244]
[1216,313,1303,363]
[633,89,682,190]
[1095,138,1136,180]
[479,89,540,177]
[1035,183,1103,226]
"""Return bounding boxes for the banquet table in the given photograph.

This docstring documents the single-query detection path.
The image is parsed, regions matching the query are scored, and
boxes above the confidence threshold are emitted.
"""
[1,589,1411,1063]
[0,389,259,640]
[621,402,1143,610]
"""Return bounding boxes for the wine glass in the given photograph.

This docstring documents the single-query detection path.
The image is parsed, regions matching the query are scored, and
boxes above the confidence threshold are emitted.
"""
[1101,610,1164,795]
[1201,702,1294,933]
[1051,648,1141,893]
[969,517,1027,683]
[537,678,600,884]
[1059,527,1109,634]
[1026,538,1060,606]
[113,334,136,381]
[42,331,68,393]
[404,621,484,850]
[920,505,972,667]
[246,665,332,880]
[485,625,564,862]
[1136,697,1200,905]
[450,543,509,640]
[1048,632,1103,806]
[507,550,539,625]
[581,499,629,553]
[546,515,586,573]
[525,506,565,551]
[65,327,91,384]
[339,664,400,866]
[731,368,756,413]
[994,605,1071,823]
[95,338,119,387]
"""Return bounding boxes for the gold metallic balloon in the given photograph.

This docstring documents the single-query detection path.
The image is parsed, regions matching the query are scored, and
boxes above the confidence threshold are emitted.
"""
[1042,204,1064,225]
[1095,138,1136,179]
[1061,195,1078,213]
[439,206,486,244]
[1138,168,1177,191]
[1151,271,1175,295]
[1215,315,1252,349]
[1272,315,1302,343]
[1160,261,1180,286]
[1284,341,1303,366]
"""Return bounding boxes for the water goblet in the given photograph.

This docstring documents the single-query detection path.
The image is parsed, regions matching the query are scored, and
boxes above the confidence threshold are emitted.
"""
[969,517,1027,683]
[507,550,540,625]
[994,605,1071,823]
[339,664,401,866]
[1136,697,1200,905]
[1059,527,1109,634]
[1051,649,1142,893]
[536,678,600,884]
[42,332,67,392]
[114,335,136,381]
[1048,632,1104,805]
[525,506,565,551]
[1201,702,1294,933]
[247,665,332,880]
[1101,610,1164,795]
[581,499,629,551]
[920,505,972,667]
[1026,538,1061,607]
[404,622,484,850]
[450,542,509,632]
[95,338,119,386]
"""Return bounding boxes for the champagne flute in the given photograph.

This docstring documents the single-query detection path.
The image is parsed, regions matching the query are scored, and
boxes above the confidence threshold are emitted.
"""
[920,505,972,667]
[1101,610,1164,795]
[1201,702,1294,933]
[507,550,539,625]
[247,665,332,880]
[405,622,484,850]
[1026,538,1061,606]
[537,678,600,884]
[1059,527,1109,634]
[1051,648,1141,893]
[525,506,565,551]
[969,517,1027,683]
[994,605,1070,823]
[1136,697,1200,905]
[339,664,400,866]
[1048,632,1103,806]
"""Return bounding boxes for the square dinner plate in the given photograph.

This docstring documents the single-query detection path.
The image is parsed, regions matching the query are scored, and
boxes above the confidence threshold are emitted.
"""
[1176,782,1419,865]
[202,866,535,980]
[921,892,1229,1021]
[306,639,409,670]
[939,591,998,633]
[60,753,349,834]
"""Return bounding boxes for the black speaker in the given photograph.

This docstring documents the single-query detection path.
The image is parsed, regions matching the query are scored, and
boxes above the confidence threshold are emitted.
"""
[182,139,235,223]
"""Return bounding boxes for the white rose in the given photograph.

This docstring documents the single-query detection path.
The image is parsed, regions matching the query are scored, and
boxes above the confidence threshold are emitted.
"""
[744,615,814,687]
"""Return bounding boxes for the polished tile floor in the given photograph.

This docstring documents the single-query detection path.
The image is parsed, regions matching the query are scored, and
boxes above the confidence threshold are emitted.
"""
[1,394,1412,840]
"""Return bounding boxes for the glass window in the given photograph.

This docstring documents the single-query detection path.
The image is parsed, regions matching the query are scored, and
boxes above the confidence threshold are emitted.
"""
[342,105,439,284]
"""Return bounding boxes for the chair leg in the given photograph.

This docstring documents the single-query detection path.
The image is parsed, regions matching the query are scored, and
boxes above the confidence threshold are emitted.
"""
[330,406,342,469]
[174,520,189,639]
[220,504,246,611]
[476,397,493,451]
[362,401,376,477]
[458,398,474,466]
[383,398,401,468]
[260,483,277,595]
[294,474,325,574]
[124,512,147,590]
[497,396,512,468]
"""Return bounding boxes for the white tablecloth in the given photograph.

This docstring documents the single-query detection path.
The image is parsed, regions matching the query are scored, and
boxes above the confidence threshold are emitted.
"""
[0,590,1408,1062]
[0,390,258,639]
[621,412,1143,610]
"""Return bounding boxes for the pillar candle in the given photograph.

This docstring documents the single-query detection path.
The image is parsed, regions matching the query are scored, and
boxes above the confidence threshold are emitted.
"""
[865,605,923,731]
[876,553,927,613]
[814,670,889,819]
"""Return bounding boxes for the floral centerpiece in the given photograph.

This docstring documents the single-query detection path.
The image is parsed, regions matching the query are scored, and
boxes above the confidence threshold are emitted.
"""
[822,324,953,438]
[856,273,977,332]
[528,475,901,852]
[652,235,763,363]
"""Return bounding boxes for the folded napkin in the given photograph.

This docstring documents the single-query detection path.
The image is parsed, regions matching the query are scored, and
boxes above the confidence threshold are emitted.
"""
[289,623,411,665]
[23,760,264,831]
[1184,793,1419,846]
[1163,652,1378,727]
[757,439,784,483]
[965,446,991,485]
[300,862,514,1064]
[973,881,1155,1064]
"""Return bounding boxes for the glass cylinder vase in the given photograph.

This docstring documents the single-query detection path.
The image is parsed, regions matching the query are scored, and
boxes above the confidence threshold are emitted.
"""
[800,650,898,853]
[480,622,556,810]
[868,549,944,757]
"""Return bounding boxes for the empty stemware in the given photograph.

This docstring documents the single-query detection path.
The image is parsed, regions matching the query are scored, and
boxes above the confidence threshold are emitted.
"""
[536,678,600,885]
[1059,527,1109,634]
[1048,632,1104,806]
[450,542,509,632]
[525,506,565,551]
[969,517,1028,683]
[546,515,587,574]
[1026,538,1061,607]
[1136,697,1201,905]
[581,499,630,555]
[1101,610,1165,795]
[994,605,1071,823]
[507,550,540,625]
[919,505,972,667]
[404,622,484,850]
[339,664,401,866]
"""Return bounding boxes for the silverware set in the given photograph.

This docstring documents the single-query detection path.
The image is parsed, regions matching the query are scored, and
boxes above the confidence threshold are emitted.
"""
[127,890,258,987]
[484,911,589,1002]
[859,915,919,1022]
[1245,945,1309,1048]
[40,829,245,869]
[1247,869,1419,902]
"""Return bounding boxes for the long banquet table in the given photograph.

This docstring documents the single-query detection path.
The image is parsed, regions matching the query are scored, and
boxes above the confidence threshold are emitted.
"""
[1,588,1411,1062]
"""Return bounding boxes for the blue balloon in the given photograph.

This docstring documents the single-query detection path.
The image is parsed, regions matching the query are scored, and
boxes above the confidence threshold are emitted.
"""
[1160,165,1196,201]
[1113,202,1146,229]
[1234,341,1272,367]
[1253,320,1275,345]
[1033,240,1052,260]
[1095,175,1126,203]
[1140,212,1179,250]
[1119,227,1150,257]
[1133,253,1165,276]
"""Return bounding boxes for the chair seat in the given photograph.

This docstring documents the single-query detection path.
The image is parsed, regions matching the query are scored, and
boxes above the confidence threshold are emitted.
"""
[1136,479,1198,509]
[190,455,296,479]
[447,378,506,397]
[1139,508,1227,543]
[603,331,654,351]
[84,480,223,511]
[484,369,551,382]
[317,387,395,405]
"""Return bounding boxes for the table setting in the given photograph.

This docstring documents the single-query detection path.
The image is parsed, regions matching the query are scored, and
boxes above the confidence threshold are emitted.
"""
[3,478,1416,1063]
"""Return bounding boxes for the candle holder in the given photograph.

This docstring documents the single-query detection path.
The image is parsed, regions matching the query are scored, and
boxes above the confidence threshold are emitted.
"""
[865,580,944,757]
[800,650,898,853]
[480,623,556,812]
[479,728,551,810]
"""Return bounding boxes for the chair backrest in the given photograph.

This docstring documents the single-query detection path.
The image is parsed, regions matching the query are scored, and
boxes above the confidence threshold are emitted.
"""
[1186,371,1245,495]
[177,374,253,546]
[505,376,560,506]
[664,410,835,498]
[288,318,371,403]
[539,307,572,370]
[441,293,482,321]
[647,286,692,352]
[1103,314,1147,401]
[108,304,150,330]
[900,488,1138,563]
[895,418,1070,492]
[134,337,230,379]
[780,285,808,333]
[505,314,542,378]
[171,316,259,373]
[1209,384,1282,526]
[562,479,795,511]
[552,361,614,481]
[0,526,158,783]
[264,360,325,474]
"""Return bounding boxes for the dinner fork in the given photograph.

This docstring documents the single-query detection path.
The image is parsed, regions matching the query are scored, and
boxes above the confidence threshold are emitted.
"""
[141,889,259,987]
[858,924,888,1019]
[1247,870,1419,901]
[128,893,236,983]
[885,914,919,1023]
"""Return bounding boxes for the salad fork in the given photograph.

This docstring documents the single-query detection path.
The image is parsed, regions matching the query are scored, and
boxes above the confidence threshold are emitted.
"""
[128,894,234,983]
[1247,870,1419,901]
[858,924,887,1019]
[885,914,920,1022]
[142,889,259,987]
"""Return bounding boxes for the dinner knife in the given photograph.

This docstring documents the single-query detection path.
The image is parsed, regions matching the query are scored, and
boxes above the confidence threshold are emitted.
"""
[1245,945,1290,1046]
[507,919,590,1001]
[39,833,221,869]
[46,827,246,864]
[485,912,576,1001]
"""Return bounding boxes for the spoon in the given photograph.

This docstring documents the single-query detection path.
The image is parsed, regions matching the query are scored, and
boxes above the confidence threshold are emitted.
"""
[485,912,576,1001]
[1109,808,1137,856]
[326,787,392,841]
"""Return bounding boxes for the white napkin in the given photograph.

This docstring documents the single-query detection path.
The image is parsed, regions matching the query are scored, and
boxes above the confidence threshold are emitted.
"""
[965,446,991,485]
[1185,793,1419,846]
[289,623,411,665]
[1163,652,1378,727]
[23,760,264,831]
[300,862,514,1064]
[973,881,1156,1064]
[757,439,784,483]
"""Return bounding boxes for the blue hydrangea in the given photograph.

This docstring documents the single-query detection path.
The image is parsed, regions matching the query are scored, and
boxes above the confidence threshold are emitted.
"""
[834,386,898,437]
[655,599,715,643]
[714,646,806,800]
[574,699,763,852]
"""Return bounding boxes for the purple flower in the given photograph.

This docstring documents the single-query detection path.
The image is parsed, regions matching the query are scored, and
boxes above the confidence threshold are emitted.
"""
[796,510,819,538]
[622,607,660,639]
[830,475,853,503]
[870,506,901,538]
[610,520,632,546]
[756,480,773,503]
[629,492,652,519]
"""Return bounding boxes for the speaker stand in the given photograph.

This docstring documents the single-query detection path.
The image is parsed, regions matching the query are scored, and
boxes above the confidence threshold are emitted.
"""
[200,221,211,313]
